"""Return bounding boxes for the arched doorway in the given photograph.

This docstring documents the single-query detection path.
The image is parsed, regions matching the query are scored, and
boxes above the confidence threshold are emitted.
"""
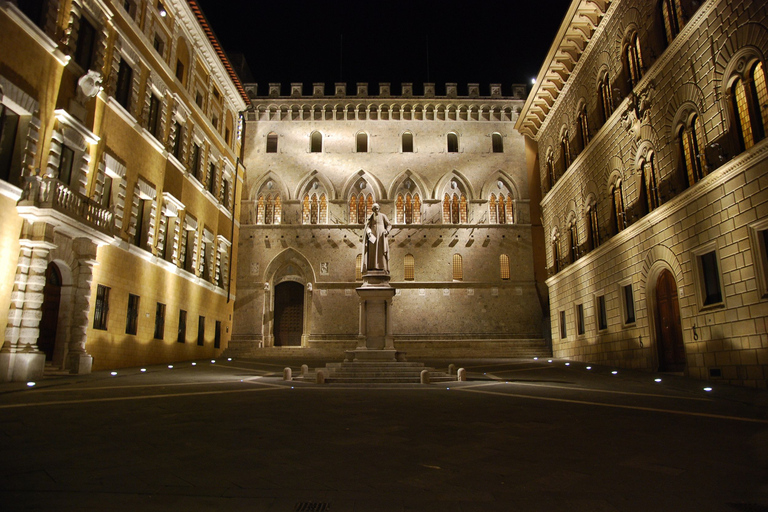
[273,281,304,346]
[655,269,686,372]
[37,263,62,361]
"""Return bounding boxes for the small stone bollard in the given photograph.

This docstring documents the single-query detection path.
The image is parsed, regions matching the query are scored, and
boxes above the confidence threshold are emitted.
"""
[301,364,309,376]
[448,363,456,375]
[457,368,467,381]
[316,370,326,384]
[283,367,292,381]
[420,369,430,384]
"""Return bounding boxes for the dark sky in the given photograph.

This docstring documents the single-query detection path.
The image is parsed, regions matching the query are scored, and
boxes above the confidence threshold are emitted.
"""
[194,0,573,96]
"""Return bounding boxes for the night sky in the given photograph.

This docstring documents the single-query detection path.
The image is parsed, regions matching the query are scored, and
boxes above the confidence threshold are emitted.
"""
[194,0,573,96]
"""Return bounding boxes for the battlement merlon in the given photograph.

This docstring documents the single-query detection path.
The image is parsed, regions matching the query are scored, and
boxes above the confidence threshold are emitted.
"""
[244,83,529,101]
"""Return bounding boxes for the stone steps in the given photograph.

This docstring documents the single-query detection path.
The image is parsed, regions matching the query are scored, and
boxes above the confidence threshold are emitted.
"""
[300,360,457,384]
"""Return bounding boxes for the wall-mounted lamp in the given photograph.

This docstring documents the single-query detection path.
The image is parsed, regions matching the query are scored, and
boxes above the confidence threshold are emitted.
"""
[157,1,167,17]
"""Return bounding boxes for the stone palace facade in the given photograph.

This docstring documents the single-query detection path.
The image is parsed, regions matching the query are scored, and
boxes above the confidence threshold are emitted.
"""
[229,82,550,357]
[518,0,768,387]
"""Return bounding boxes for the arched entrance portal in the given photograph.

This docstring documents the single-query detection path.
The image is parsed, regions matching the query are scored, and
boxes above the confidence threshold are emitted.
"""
[37,263,62,361]
[273,281,304,346]
[655,269,686,372]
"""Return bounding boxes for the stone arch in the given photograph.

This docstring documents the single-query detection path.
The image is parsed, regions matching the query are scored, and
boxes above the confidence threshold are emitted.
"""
[480,170,523,201]
[433,170,476,201]
[714,21,768,99]
[664,82,706,137]
[387,169,429,200]
[261,248,316,347]
[341,170,386,202]
[590,51,612,93]
[640,244,686,370]
[630,125,662,171]
[582,179,600,207]
[602,156,625,196]
[614,7,643,58]
[295,169,337,201]
[248,171,290,201]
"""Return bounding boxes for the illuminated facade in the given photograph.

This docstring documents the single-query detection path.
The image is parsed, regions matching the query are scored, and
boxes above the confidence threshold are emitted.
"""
[0,0,247,381]
[518,0,768,387]
[230,82,550,357]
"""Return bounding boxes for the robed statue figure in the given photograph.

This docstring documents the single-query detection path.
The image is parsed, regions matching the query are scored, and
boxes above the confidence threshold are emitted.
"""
[362,203,391,274]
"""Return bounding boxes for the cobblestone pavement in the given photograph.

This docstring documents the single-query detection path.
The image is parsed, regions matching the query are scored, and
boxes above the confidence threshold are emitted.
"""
[1,357,767,511]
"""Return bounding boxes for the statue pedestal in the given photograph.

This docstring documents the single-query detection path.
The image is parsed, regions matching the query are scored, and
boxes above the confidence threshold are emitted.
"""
[348,271,401,362]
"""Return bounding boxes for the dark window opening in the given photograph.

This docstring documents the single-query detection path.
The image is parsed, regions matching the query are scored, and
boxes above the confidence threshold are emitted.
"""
[576,304,585,335]
[74,17,96,70]
[701,251,723,305]
[491,133,503,153]
[266,133,278,153]
[115,59,133,109]
[560,310,567,339]
[154,302,166,339]
[623,284,636,324]
[177,309,186,343]
[147,94,161,138]
[214,320,221,349]
[58,145,75,187]
[597,295,608,330]
[447,132,459,153]
[197,315,205,346]
[126,293,139,335]
[93,284,110,330]
[402,132,413,152]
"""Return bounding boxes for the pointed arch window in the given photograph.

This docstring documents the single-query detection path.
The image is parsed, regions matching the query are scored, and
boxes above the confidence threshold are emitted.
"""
[561,131,572,170]
[310,131,322,152]
[356,132,368,152]
[349,193,373,224]
[587,201,600,251]
[256,193,281,225]
[447,132,459,153]
[611,181,625,234]
[404,254,415,281]
[546,152,555,189]
[402,131,414,152]
[661,0,685,45]
[500,254,510,280]
[442,192,467,224]
[452,253,463,281]
[641,153,660,213]
[266,132,278,153]
[491,133,503,153]
[568,221,579,263]
[623,32,644,87]
[577,105,590,150]
[679,114,707,187]
[302,193,327,224]
[489,193,514,224]
[599,73,613,123]
[552,234,561,274]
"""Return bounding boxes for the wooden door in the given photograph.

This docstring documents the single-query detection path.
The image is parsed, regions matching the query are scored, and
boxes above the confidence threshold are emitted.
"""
[655,269,686,372]
[274,282,304,347]
[37,263,62,361]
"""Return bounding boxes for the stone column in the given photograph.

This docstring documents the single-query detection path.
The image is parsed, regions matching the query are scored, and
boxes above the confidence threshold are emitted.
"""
[0,224,56,382]
[66,238,97,374]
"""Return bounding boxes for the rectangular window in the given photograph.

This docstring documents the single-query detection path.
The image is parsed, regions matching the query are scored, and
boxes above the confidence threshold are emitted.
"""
[190,143,200,177]
[559,310,567,339]
[623,284,636,324]
[207,162,216,193]
[147,94,161,138]
[154,302,165,339]
[197,316,205,346]
[153,34,164,55]
[115,59,133,110]
[93,284,110,330]
[0,105,21,183]
[750,224,768,298]
[134,197,151,249]
[177,309,186,343]
[74,17,96,70]
[597,295,608,331]
[195,91,203,108]
[58,145,75,186]
[700,251,723,306]
[221,179,230,210]
[175,60,184,82]
[576,303,585,335]
[126,293,139,335]
[184,229,195,272]
[214,320,222,349]
[100,174,114,208]
[161,216,174,261]
[172,122,183,159]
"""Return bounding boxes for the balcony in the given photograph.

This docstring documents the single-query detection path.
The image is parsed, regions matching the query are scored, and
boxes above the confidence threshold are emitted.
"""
[17,176,115,244]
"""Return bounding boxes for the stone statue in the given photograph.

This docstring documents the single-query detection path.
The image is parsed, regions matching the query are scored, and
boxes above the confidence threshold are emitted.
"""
[362,203,391,274]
